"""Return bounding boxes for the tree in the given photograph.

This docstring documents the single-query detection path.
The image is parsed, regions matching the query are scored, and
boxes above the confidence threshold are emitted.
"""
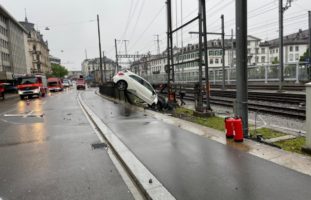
[299,48,310,62]
[50,64,68,78]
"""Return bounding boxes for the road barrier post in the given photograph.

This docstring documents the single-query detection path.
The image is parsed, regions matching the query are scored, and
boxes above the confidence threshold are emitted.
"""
[302,82,311,154]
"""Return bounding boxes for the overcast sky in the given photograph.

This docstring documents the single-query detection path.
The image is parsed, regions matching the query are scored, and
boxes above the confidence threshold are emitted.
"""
[0,0,310,70]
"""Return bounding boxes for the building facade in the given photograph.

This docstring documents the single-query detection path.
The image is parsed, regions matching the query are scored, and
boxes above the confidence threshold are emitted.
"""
[81,57,117,82]
[130,29,309,83]
[20,18,51,74]
[0,5,29,81]
[49,55,61,65]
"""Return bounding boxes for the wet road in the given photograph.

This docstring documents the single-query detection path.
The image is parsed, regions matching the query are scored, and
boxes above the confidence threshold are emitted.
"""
[0,90,133,200]
[82,90,311,200]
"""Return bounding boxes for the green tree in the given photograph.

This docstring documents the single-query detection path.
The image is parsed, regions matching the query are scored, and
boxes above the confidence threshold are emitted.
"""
[272,57,279,64]
[51,63,68,78]
[299,48,310,62]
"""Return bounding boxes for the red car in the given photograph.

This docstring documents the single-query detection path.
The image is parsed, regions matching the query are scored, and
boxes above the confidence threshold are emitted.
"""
[48,77,64,92]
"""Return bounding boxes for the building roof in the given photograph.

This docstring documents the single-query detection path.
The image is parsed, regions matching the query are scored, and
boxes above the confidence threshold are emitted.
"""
[260,29,309,48]
[0,4,29,33]
[20,20,49,49]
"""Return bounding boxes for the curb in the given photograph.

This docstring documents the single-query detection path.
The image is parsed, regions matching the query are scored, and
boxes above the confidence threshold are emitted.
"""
[78,92,175,200]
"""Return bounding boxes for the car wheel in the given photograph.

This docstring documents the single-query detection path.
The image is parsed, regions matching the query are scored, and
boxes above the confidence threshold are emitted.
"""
[20,95,24,100]
[116,81,127,91]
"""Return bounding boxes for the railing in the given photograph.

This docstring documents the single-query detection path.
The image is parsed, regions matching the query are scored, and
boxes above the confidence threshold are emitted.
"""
[143,62,311,84]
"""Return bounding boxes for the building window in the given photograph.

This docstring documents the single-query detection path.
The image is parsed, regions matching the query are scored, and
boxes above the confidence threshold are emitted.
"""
[255,56,259,63]
[276,49,278,53]
[295,46,299,51]
[289,54,293,61]
[261,56,265,63]
[247,48,251,54]
[295,53,299,61]
[255,48,259,54]
[289,46,293,52]
[215,58,219,64]
[247,41,250,46]
[261,48,265,54]
[210,59,213,64]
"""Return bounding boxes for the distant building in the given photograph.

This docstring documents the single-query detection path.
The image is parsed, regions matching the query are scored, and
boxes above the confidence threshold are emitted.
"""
[67,70,82,79]
[20,18,51,74]
[49,55,61,65]
[81,57,117,82]
[0,5,29,81]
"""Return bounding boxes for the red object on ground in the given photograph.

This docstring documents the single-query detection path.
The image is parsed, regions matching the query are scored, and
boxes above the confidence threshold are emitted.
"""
[225,117,234,138]
[233,117,244,142]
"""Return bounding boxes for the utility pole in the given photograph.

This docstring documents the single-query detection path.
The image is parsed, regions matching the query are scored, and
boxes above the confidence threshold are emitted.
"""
[154,34,161,54]
[97,14,103,84]
[309,11,311,67]
[115,39,119,74]
[180,0,183,49]
[221,14,225,91]
[196,0,203,112]
[123,40,129,55]
[201,0,211,111]
[85,49,88,60]
[175,0,179,47]
[231,29,234,68]
[279,0,293,91]
[236,0,248,137]
[103,51,107,82]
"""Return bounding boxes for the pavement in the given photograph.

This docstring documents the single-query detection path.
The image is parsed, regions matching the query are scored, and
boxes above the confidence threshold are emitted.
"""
[80,89,311,200]
[0,90,134,200]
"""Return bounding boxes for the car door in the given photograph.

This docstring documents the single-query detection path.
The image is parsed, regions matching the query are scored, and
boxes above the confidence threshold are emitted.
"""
[129,75,153,104]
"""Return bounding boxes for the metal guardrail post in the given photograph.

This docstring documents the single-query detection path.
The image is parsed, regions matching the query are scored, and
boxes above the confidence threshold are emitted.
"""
[295,62,299,84]
[302,82,311,154]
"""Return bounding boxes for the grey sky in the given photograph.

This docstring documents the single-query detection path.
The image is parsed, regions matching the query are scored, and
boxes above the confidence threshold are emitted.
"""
[0,0,310,70]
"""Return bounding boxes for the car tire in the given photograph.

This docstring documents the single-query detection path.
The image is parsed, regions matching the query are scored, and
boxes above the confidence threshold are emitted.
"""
[20,95,24,100]
[116,81,127,91]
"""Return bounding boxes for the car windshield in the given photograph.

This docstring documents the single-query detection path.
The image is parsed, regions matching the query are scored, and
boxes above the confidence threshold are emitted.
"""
[48,82,58,86]
[19,77,37,85]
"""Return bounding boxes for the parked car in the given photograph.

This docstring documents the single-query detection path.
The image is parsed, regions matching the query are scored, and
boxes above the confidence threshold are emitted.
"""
[48,77,64,92]
[62,79,71,87]
[76,78,86,90]
[17,74,48,99]
[113,70,158,106]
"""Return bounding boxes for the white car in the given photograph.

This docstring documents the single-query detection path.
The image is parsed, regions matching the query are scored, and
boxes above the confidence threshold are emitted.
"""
[113,70,158,106]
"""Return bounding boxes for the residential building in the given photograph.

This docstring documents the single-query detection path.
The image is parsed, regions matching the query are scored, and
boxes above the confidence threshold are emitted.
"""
[20,18,51,74]
[0,5,29,81]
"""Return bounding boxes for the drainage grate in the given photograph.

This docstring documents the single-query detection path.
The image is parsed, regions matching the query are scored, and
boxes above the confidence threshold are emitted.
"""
[91,142,108,149]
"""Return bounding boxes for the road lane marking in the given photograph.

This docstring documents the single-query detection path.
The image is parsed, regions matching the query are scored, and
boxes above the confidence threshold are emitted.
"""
[78,92,176,200]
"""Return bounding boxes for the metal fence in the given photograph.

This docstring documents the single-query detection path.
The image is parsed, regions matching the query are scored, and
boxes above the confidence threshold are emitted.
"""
[143,62,311,84]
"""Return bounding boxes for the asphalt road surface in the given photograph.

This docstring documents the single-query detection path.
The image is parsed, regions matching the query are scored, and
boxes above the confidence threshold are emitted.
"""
[0,90,133,200]
[81,90,311,200]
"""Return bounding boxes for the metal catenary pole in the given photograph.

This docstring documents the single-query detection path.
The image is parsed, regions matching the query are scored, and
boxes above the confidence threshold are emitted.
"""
[236,0,248,137]
[166,0,171,87]
[103,51,107,82]
[279,0,284,91]
[97,14,103,84]
[221,14,225,91]
[196,0,203,112]
[309,11,311,69]
[202,0,211,110]
[114,39,119,74]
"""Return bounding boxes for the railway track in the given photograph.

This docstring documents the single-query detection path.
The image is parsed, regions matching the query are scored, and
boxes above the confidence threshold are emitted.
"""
[180,95,306,119]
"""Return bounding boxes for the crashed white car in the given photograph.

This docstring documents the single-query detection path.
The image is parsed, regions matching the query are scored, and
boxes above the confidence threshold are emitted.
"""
[113,70,158,106]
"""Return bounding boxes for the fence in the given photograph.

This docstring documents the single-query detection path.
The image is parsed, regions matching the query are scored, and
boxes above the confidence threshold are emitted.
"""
[143,62,311,84]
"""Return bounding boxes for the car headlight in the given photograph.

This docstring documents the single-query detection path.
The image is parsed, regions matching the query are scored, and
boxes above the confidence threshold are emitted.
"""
[18,90,23,95]
[33,88,40,93]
